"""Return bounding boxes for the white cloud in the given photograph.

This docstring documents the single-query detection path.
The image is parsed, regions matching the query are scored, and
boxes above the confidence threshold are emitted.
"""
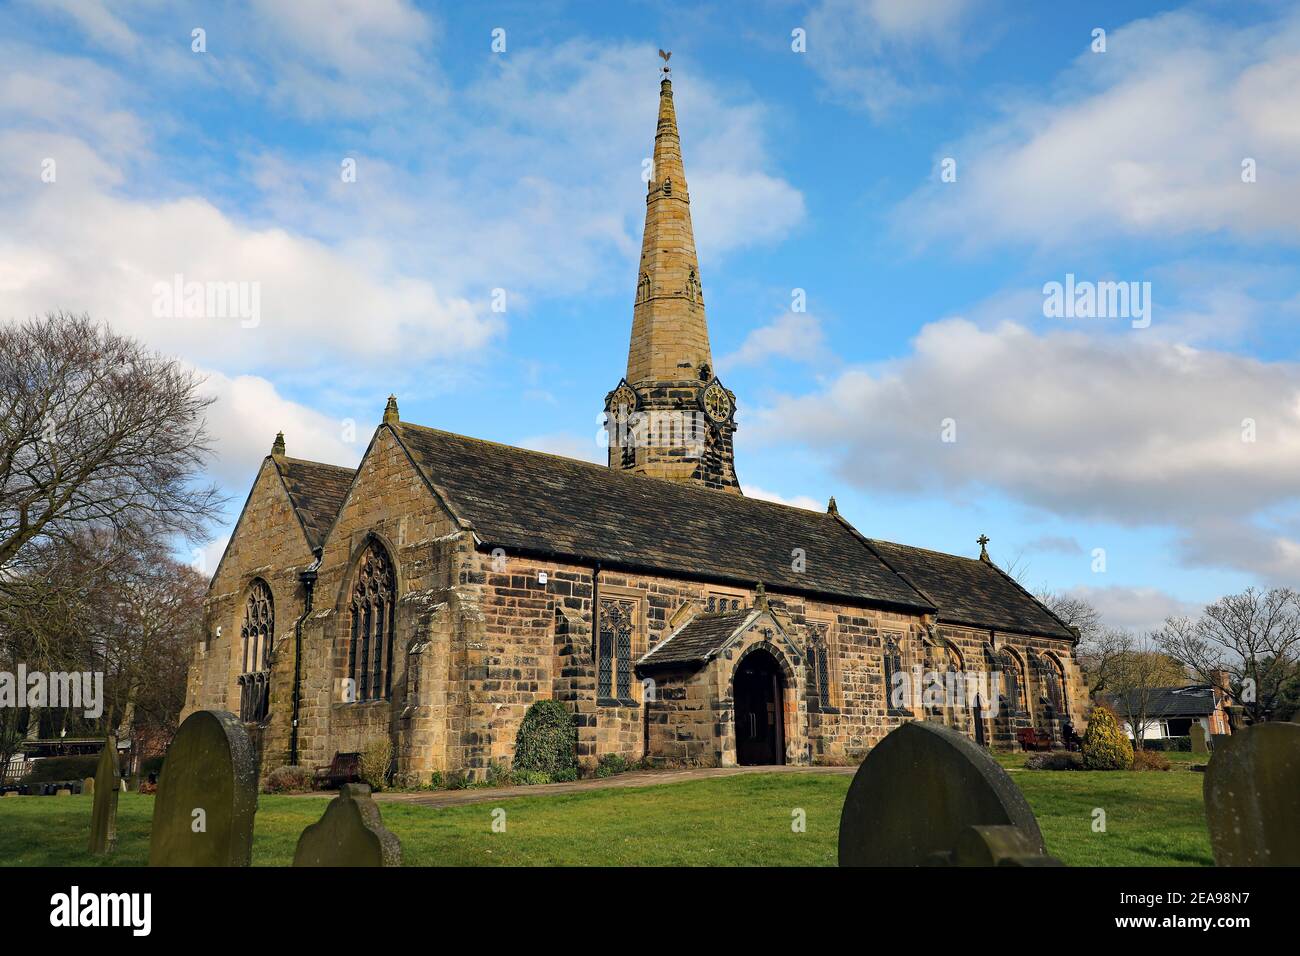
[720,313,829,370]
[897,9,1300,249]
[804,0,985,116]
[198,369,360,487]
[752,316,1300,579]
[744,485,824,512]
[1063,584,1203,635]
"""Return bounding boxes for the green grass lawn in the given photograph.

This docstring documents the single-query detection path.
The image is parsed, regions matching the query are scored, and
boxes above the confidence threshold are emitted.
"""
[0,762,1213,867]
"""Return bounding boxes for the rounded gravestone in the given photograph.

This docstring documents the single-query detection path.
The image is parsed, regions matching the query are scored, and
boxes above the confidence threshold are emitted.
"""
[1204,722,1300,866]
[839,720,1046,866]
[149,710,257,867]
[293,784,401,867]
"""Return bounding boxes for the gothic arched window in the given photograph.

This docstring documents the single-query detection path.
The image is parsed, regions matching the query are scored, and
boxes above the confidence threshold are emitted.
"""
[238,580,273,723]
[1039,654,1067,718]
[883,637,908,716]
[348,539,397,702]
[806,622,832,711]
[999,648,1026,716]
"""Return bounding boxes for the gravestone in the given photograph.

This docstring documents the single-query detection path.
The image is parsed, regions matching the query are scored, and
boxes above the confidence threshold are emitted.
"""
[1189,723,1207,754]
[149,710,257,867]
[839,720,1059,866]
[55,787,71,796]
[1204,722,1300,866]
[88,736,121,855]
[83,777,94,796]
[293,783,401,867]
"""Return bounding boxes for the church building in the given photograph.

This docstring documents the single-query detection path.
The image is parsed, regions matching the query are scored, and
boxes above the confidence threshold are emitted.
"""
[184,70,1086,781]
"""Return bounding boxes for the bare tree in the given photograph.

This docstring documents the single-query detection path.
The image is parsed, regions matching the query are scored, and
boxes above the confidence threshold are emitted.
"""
[1103,632,1188,750]
[0,312,224,579]
[1038,590,1102,644]
[1156,587,1300,724]
[1075,627,1131,697]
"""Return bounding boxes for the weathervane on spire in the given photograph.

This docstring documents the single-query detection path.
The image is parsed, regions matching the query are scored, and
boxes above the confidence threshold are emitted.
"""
[658,48,671,77]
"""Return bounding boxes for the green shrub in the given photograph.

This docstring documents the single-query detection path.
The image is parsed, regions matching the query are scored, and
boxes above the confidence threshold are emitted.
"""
[550,766,579,783]
[1143,736,1190,753]
[358,736,393,792]
[19,755,99,784]
[512,769,552,786]
[262,765,314,793]
[594,753,635,778]
[1081,705,1134,770]
[512,699,578,778]
[1131,749,1171,771]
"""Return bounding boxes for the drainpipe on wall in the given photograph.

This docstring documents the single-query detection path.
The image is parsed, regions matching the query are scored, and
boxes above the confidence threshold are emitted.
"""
[289,552,321,767]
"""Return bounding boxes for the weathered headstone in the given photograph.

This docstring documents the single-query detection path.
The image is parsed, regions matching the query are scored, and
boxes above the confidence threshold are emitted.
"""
[1204,722,1300,866]
[149,710,257,867]
[1190,723,1207,754]
[55,787,71,796]
[293,783,401,867]
[83,777,94,796]
[88,736,121,855]
[839,720,1059,866]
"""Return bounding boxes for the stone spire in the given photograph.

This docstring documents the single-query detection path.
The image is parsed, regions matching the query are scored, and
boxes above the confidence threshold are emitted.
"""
[603,61,741,495]
[626,72,712,386]
[271,432,286,458]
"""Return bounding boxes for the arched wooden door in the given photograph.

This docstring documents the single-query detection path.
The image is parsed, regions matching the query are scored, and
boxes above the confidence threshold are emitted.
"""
[734,649,785,766]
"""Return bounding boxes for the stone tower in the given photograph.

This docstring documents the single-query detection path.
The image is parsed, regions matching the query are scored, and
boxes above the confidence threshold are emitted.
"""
[604,65,741,493]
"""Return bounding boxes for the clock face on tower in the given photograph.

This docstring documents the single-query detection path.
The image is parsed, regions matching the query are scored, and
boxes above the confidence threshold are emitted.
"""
[702,381,732,423]
[610,384,637,414]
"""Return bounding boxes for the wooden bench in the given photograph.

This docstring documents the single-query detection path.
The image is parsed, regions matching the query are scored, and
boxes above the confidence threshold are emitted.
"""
[313,752,361,789]
[1016,728,1053,751]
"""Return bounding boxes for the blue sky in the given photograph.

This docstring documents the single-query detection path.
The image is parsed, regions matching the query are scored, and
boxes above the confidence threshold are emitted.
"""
[3,0,1299,632]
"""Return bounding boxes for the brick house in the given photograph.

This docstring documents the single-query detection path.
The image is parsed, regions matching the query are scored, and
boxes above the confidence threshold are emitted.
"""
[184,72,1086,781]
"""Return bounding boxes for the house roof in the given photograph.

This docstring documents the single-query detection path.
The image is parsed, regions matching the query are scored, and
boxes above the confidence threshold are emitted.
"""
[273,456,356,550]
[1108,685,1216,719]
[638,608,757,670]
[392,423,935,611]
[866,539,1077,641]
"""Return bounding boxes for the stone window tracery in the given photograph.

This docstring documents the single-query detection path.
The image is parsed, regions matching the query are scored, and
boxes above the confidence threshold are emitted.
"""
[348,539,397,702]
[598,597,638,703]
[238,579,273,723]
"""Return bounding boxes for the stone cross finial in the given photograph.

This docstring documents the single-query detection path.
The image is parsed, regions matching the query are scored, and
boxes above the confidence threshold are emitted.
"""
[977,534,991,562]
[383,394,400,425]
[271,432,285,457]
[754,581,768,610]
[827,496,839,516]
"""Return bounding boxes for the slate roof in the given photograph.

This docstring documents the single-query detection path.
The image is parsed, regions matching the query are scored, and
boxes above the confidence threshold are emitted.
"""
[638,609,756,670]
[867,539,1077,641]
[392,423,933,612]
[274,456,356,550]
[1108,685,1215,718]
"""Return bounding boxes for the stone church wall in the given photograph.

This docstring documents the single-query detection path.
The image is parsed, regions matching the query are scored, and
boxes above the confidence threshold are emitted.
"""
[187,435,1088,784]
[184,460,316,775]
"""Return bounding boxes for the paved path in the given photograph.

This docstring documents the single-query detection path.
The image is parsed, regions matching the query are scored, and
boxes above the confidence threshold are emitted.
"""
[331,764,856,810]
